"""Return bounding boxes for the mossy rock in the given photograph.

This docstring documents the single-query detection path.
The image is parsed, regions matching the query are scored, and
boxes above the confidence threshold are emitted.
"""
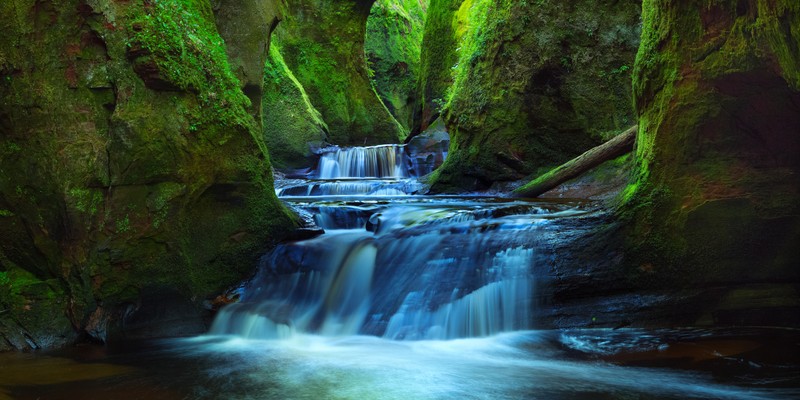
[271,0,406,145]
[422,0,641,191]
[365,0,428,131]
[621,1,800,297]
[0,0,296,349]
[262,43,329,169]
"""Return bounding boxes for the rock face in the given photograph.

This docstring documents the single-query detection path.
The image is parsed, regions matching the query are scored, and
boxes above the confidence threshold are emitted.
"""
[262,44,330,169]
[212,0,284,119]
[418,0,641,192]
[0,0,296,350]
[269,0,405,146]
[365,0,428,131]
[413,0,465,134]
[620,1,799,322]
[406,117,449,177]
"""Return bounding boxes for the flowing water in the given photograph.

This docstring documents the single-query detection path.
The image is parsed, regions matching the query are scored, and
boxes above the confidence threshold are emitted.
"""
[1,145,798,399]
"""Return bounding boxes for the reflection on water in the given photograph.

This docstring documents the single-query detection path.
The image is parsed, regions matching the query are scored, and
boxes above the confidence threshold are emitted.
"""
[1,329,797,400]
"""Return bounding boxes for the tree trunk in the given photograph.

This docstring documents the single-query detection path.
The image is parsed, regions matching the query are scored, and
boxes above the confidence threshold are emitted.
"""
[512,125,637,198]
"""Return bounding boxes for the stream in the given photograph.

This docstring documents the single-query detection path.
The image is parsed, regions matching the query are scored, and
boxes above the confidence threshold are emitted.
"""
[1,145,798,399]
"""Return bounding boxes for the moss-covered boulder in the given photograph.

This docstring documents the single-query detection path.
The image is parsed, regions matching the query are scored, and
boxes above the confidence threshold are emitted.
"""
[622,1,799,304]
[0,0,296,350]
[365,0,428,131]
[270,0,405,146]
[422,0,641,191]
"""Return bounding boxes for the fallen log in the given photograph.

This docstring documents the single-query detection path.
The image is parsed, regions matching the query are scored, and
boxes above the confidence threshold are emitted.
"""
[512,125,637,198]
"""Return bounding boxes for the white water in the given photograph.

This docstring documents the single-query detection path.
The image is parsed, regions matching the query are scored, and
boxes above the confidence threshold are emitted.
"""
[317,144,408,179]
[174,332,783,400]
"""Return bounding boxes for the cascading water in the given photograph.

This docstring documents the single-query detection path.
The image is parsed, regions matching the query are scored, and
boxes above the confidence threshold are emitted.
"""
[193,145,796,400]
[275,144,424,197]
[212,144,581,340]
[316,144,409,179]
[7,145,786,400]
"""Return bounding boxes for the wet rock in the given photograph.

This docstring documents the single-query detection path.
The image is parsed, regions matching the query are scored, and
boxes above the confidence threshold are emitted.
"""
[406,117,449,177]
[120,288,209,340]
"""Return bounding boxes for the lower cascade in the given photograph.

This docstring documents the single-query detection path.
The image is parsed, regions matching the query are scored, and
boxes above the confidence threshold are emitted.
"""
[212,145,580,340]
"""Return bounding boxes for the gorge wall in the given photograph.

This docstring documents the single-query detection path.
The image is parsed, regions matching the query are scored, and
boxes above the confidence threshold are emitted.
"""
[617,0,800,320]
[0,0,297,350]
[417,0,642,191]
[265,0,404,155]
[365,0,428,132]
[2,0,798,351]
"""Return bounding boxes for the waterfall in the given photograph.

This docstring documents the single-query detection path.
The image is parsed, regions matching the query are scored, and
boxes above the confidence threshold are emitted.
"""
[209,200,560,340]
[316,145,409,179]
[210,232,378,338]
[211,142,580,342]
[382,248,533,340]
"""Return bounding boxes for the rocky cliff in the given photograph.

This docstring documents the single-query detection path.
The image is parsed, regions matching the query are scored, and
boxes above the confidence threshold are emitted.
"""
[268,0,405,147]
[620,0,800,303]
[0,0,296,350]
[365,0,428,132]
[418,0,641,191]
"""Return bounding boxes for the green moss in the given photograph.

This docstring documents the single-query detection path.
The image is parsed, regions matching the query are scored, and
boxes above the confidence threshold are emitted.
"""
[622,0,800,287]
[423,0,640,191]
[128,0,254,137]
[0,0,298,347]
[67,188,103,216]
[273,0,405,145]
[365,0,428,130]
[262,43,329,169]
[414,0,466,130]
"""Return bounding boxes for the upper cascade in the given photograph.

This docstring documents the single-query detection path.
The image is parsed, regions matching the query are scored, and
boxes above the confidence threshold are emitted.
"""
[316,145,409,179]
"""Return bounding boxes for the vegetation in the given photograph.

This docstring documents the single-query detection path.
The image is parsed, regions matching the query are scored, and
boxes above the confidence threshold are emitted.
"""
[0,0,296,350]
[269,0,405,145]
[0,0,798,351]
[262,43,329,169]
